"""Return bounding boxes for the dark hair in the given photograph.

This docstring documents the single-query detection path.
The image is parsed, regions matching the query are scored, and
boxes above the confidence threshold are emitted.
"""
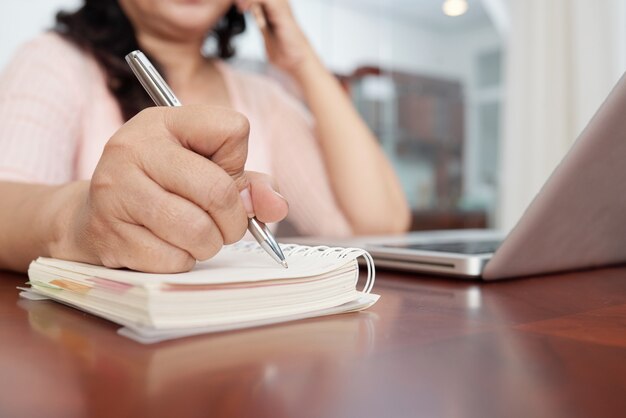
[54,0,246,121]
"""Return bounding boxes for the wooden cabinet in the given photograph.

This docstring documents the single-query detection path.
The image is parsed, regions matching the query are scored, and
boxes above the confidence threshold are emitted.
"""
[344,67,484,230]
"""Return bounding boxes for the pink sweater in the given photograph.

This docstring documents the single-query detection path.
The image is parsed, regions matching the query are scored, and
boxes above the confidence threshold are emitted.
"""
[0,33,351,236]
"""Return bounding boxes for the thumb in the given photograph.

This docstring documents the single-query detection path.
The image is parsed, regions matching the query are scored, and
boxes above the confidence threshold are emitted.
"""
[240,171,289,224]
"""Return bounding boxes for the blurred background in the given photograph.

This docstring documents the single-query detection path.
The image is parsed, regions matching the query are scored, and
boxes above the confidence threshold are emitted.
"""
[1,0,625,233]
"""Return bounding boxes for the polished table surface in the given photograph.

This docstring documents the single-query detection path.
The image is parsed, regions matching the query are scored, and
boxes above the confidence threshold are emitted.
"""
[1,266,626,418]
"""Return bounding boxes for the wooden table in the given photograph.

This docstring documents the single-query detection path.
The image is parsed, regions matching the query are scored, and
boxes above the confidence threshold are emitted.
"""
[1,267,626,418]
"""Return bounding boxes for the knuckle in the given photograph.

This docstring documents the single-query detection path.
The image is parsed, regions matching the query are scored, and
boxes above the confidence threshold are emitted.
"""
[136,106,162,122]
[90,169,116,196]
[215,152,247,178]
[152,195,180,225]
[187,214,213,242]
[222,215,248,245]
[103,135,132,157]
[183,215,216,257]
[101,135,141,169]
[157,107,176,134]
[228,112,251,141]
[99,252,121,269]
[143,245,194,273]
[196,229,224,261]
[165,252,196,273]
[204,176,240,213]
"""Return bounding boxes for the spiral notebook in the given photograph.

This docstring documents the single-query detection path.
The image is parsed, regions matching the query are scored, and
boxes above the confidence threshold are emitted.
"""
[21,242,379,344]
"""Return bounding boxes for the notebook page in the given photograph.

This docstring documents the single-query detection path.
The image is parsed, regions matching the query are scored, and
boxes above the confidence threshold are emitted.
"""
[32,243,374,288]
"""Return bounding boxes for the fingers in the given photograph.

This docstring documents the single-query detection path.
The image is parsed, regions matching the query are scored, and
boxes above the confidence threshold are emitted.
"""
[250,3,268,30]
[246,171,289,223]
[88,106,288,273]
[235,0,253,12]
[138,142,249,244]
[121,172,247,260]
[117,106,251,244]
[117,106,250,186]
[100,223,196,273]
[235,0,292,26]
[236,0,288,11]
[159,105,250,181]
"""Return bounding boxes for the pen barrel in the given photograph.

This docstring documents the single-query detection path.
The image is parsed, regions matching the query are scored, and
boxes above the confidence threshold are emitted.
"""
[125,51,182,107]
[125,50,286,267]
[248,218,286,265]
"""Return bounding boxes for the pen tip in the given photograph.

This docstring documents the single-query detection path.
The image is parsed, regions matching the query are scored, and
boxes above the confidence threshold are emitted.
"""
[281,260,289,269]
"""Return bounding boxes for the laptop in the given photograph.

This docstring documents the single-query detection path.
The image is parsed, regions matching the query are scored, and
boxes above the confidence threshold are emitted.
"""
[304,73,626,280]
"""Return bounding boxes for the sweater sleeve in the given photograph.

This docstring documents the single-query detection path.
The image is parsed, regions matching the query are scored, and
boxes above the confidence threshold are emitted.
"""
[264,83,353,237]
[0,33,85,184]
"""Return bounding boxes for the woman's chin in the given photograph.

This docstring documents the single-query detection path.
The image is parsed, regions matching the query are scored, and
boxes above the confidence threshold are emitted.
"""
[162,16,220,37]
[157,26,211,43]
[163,2,225,27]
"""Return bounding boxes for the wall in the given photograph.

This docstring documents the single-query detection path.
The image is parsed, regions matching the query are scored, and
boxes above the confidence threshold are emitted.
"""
[621,0,626,73]
[235,0,464,77]
[0,0,461,78]
[442,25,502,216]
[0,0,80,69]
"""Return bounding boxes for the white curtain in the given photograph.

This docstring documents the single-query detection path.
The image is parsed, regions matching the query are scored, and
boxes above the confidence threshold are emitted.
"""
[496,0,626,230]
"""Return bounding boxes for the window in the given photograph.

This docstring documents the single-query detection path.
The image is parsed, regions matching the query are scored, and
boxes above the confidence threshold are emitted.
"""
[234,0,505,229]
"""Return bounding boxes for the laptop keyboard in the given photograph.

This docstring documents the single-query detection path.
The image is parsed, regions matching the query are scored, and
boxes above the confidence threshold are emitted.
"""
[382,240,502,255]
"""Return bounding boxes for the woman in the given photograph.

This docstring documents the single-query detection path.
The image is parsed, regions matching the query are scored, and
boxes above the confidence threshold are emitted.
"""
[0,0,410,273]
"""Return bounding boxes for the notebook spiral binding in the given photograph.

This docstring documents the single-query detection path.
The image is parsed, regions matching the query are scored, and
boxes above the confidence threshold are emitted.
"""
[230,241,376,294]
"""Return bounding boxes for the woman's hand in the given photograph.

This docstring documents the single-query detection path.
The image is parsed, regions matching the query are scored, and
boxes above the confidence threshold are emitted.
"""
[235,0,314,75]
[233,1,409,235]
[233,1,411,235]
[49,105,288,273]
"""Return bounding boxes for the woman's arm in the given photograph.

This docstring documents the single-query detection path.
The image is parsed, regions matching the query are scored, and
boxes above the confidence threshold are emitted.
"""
[237,0,411,234]
[0,36,287,273]
[0,182,75,272]
[0,107,289,273]
[291,53,411,234]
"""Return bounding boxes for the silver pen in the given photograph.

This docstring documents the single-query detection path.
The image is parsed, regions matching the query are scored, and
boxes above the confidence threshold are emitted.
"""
[125,50,288,268]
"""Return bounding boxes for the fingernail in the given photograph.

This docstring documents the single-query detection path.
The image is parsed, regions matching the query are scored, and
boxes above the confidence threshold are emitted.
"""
[271,189,289,211]
[273,190,287,201]
[240,188,255,218]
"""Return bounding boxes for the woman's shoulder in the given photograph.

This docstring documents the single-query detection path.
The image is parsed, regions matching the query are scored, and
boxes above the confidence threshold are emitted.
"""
[1,32,103,99]
[1,32,96,90]
[12,32,90,68]
[0,31,106,118]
